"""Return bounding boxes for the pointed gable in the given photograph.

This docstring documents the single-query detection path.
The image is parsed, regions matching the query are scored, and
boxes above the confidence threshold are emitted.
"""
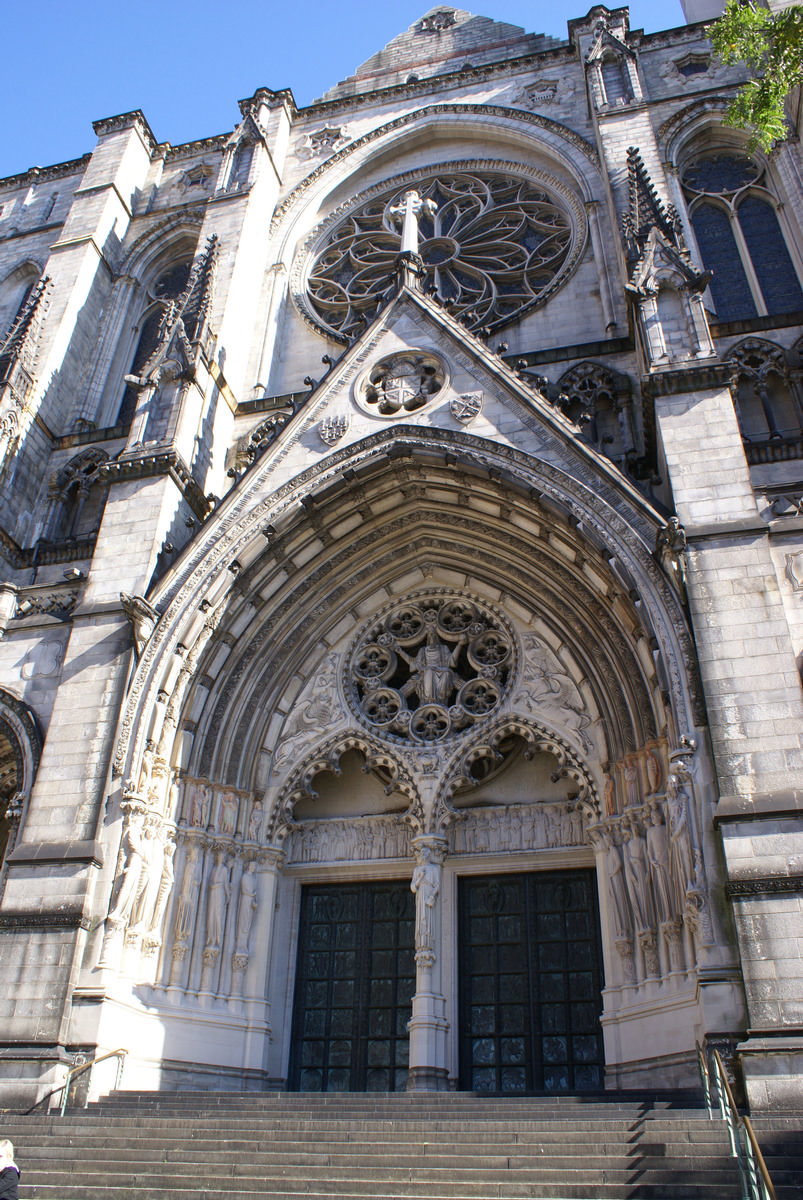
[315,7,565,102]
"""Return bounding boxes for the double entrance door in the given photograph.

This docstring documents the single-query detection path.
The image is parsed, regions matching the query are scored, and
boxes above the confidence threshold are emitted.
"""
[289,869,604,1092]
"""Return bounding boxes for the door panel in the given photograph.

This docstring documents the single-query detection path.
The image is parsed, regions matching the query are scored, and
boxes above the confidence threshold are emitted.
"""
[290,881,414,1091]
[459,870,605,1092]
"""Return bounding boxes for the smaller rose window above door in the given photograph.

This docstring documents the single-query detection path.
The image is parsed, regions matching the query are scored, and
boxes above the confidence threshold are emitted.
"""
[346,592,516,744]
[356,351,446,418]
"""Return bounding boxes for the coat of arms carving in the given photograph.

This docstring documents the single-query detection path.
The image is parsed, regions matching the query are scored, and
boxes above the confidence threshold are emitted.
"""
[319,415,349,446]
[450,392,483,424]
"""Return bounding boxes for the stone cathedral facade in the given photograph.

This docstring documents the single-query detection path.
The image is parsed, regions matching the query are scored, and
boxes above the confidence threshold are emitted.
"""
[1,3,803,1111]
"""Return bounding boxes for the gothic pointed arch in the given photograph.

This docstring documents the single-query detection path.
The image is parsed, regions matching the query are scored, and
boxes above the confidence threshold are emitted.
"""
[0,688,43,875]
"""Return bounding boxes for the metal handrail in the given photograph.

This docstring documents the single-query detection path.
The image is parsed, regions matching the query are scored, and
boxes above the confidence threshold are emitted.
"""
[696,1043,778,1200]
[24,1048,127,1116]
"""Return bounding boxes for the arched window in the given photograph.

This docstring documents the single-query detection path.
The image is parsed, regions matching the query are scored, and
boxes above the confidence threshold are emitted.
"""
[46,448,109,542]
[725,339,800,442]
[683,152,803,322]
[116,259,192,426]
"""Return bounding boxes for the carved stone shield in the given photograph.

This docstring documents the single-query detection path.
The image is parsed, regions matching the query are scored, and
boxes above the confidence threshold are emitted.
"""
[450,392,483,424]
[319,415,349,446]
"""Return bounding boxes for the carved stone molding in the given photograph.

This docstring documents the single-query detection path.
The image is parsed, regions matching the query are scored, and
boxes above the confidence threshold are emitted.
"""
[726,876,803,897]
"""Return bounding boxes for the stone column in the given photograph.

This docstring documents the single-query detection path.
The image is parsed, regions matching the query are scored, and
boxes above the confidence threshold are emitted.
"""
[407,836,449,1092]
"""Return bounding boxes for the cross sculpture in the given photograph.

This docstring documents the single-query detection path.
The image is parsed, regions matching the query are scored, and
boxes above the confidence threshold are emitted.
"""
[389,189,438,257]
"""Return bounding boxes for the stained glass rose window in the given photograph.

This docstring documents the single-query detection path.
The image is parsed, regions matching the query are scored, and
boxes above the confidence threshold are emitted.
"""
[296,165,584,341]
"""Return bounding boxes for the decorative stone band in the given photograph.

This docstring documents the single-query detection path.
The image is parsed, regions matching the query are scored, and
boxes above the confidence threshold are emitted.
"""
[726,875,803,897]
[0,911,92,930]
[99,449,212,522]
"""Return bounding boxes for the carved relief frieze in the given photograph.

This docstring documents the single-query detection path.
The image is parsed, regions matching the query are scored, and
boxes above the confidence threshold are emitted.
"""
[286,814,412,863]
[449,800,587,854]
[513,633,593,753]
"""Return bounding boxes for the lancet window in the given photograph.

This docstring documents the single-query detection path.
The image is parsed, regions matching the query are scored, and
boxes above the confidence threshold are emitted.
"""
[682,152,803,323]
[116,259,193,426]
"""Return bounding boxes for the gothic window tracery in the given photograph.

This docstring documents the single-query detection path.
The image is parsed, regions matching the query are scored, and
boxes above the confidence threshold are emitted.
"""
[300,168,581,341]
[117,259,193,426]
[557,362,628,458]
[725,338,800,442]
[346,594,515,745]
[682,152,803,322]
[46,448,109,542]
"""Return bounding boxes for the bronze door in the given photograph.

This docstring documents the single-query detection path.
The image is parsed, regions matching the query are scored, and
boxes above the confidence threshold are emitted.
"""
[289,881,415,1091]
[459,870,605,1092]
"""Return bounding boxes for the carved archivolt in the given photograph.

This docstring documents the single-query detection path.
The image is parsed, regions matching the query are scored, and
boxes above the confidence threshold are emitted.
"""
[275,732,419,838]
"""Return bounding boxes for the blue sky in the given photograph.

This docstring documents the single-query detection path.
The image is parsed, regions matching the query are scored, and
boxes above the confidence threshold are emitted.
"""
[2,1,685,178]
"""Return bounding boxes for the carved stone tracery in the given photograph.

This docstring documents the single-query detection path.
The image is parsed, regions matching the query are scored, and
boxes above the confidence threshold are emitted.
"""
[347,593,514,745]
[302,167,579,341]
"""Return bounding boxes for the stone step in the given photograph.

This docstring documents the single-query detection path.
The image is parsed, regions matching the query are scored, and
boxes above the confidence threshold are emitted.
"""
[18,1183,741,1200]
[21,1150,738,1174]
[8,1090,748,1200]
[19,1141,735,1166]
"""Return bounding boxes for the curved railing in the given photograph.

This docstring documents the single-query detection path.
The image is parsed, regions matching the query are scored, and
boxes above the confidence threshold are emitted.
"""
[697,1042,777,1200]
[25,1048,127,1116]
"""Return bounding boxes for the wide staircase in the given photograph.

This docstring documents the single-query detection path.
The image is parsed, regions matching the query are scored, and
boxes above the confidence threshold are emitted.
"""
[2,1089,800,1200]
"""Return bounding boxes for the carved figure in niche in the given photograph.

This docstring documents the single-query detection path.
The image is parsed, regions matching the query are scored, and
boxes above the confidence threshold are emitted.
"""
[602,828,632,939]
[686,850,714,945]
[147,838,175,936]
[603,772,617,816]
[516,635,592,753]
[188,782,208,828]
[509,808,522,850]
[219,790,238,835]
[411,845,440,952]
[622,820,655,934]
[247,800,263,842]
[569,804,584,845]
[175,847,202,941]
[646,805,674,925]
[109,813,148,924]
[666,774,696,906]
[274,654,342,771]
[624,758,640,808]
[205,851,231,948]
[645,749,662,795]
[397,619,466,706]
[234,861,258,954]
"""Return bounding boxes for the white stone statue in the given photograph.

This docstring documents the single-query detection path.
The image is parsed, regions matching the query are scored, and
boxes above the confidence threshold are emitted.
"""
[411,845,440,953]
[147,838,176,936]
[205,851,231,948]
[602,828,631,939]
[247,800,263,842]
[219,790,238,835]
[397,623,466,706]
[234,861,258,954]
[175,847,202,942]
[622,822,655,935]
[666,774,696,906]
[109,814,148,925]
[645,749,662,795]
[645,805,674,925]
[624,758,640,808]
[388,189,438,257]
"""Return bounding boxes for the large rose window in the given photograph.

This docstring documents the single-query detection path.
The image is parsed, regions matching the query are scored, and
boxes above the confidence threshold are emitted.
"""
[298,166,583,341]
[346,593,515,744]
